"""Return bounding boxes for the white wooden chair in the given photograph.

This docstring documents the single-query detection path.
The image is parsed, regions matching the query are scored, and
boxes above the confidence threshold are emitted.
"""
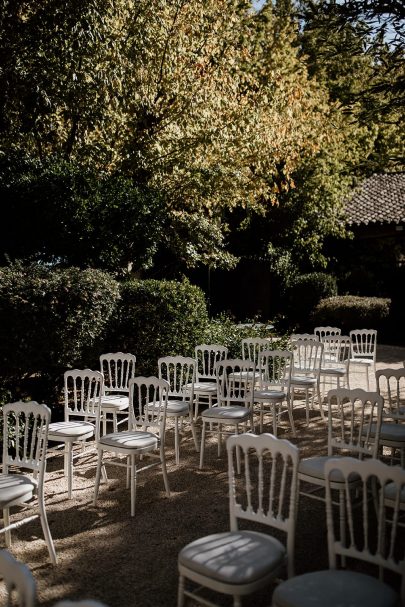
[298,388,383,513]
[93,376,170,517]
[199,359,255,470]
[349,329,377,390]
[290,339,324,425]
[376,367,405,467]
[0,402,56,564]
[0,549,36,607]
[99,352,136,433]
[241,337,273,364]
[253,350,295,436]
[188,345,228,421]
[158,356,199,465]
[290,333,319,342]
[320,335,351,397]
[178,432,299,607]
[272,457,405,607]
[314,326,341,340]
[48,369,103,499]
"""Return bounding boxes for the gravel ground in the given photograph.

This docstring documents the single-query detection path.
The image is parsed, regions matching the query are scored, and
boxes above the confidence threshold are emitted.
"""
[1,344,405,607]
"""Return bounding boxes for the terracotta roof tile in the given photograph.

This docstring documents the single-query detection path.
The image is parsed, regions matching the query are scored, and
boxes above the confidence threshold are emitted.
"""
[345,173,405,226]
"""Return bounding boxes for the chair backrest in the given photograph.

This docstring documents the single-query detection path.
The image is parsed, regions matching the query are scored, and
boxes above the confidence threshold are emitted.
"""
[215,359,256,407]
[325,457,405,600]
[129,376,169,436]
[291,339,323,375]
[158,356,196,401]
[258,349,292,390]
[349,329,377,361]
[227,433,299,577]
[2,401,50,476]
[314,326,341,340]
[241,338,273,365]
[64,369,104,421]
[0,550,36,607]
[194,344,228,381]
[99,352,136,394]
[290,333,319,342]
[376,367,405,422]
[326,388,383,458]
[320,335,351,368]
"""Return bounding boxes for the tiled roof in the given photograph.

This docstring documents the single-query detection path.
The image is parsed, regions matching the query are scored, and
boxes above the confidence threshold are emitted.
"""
[345,173,405,226]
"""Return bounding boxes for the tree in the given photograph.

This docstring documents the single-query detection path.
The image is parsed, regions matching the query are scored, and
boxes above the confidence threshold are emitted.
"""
[0,0,348,271]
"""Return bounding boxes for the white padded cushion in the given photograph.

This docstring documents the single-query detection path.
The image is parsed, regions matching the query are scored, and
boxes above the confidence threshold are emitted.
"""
[179,530,285,585]
[290,376,317,386]
[99,430,158,450]
[384,481,405,502]
[350,358,374,366]
[193,382,217,393]
[379,422,405,443]
[201,407,251,421]
[272,569,399,607]
[254,389,285,400]
[101,394,129,411]
[48,420,95,439]
[320,367,346,376]
[299,457,359,484]
[0,474,37,508]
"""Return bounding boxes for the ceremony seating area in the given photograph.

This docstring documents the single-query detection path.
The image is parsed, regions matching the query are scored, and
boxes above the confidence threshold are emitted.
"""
[1,331,405,607]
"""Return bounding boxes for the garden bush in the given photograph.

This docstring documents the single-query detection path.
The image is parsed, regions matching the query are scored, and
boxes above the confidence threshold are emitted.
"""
[107,278,210,376]
[286,272,338,330]
[312,295,391,335]
[0,263,120,401]
[204,314,288,357]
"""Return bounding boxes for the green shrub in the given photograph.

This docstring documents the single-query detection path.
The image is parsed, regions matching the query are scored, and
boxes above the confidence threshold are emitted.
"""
[286,272,338,330]
[204,314,288,357]
[0,263,120,401]
[108,278,209,376]
[312,295,391,334]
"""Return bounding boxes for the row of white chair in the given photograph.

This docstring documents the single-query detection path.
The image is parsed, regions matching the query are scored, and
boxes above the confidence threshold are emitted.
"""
[177,417,405,607]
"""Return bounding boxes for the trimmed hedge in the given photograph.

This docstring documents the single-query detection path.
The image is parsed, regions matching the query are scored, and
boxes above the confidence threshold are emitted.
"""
[312,295,391,334]
[0,264,120,399]
[108,278,210,376]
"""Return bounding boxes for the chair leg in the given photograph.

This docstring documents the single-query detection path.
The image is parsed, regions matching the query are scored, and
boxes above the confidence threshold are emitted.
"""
[130,454,137,517]
[177,574,186,607]
[233,596,242,607]
[67,442,73,499]
[3,508,11,547]
[93,449,103,505]
[317,382,325,420]
[306,390,310,426]
[272,402,277,437]
[174,418,180,465]
[199,422,206,469]
[286,395,296,437]
[190,415,199,453]
[38,485,57,564]
[160,444,170,497]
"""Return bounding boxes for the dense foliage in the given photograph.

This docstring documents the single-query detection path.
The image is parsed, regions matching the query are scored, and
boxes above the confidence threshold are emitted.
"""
[0,264,120,399]
[285,272,338,329]
[312,295,391,335]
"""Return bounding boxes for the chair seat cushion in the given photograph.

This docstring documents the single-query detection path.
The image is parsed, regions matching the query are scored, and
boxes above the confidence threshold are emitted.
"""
[299,456,359,484]
[254,389,285,401]
[201,407,251,421]
[379,422,405,443]
[179,530,285,585]
[350,357,374,366]
[101,394,129,411]
[272,569,399,607]
[193,382,217,394]
[384,480,405,502]
[320,367,346,376]
[99,430,158,450]
[290,376,317,386]
[0,474,37,508]
[48,420,95,439]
